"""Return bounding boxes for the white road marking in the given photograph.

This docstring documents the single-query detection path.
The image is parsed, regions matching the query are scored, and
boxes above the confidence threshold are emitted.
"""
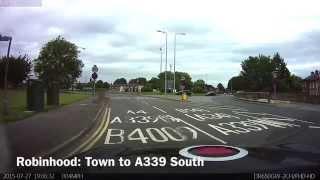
[233,111,315,124]
[111,116,122,124]
[309,126,320,129]
[178,118,227,144]
[184,114,203,121]
[152,106,167,113]
[176,126,198,139]
[137,110,147,114]
[127,110,135,114]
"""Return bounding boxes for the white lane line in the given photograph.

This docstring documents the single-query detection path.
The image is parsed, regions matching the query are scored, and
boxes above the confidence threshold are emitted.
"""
[82,107,111,152]
[178,119,227,144]
[66,106,109,157]
[184,114,202,121]
[152,106,167,113]
[309,126,320,129]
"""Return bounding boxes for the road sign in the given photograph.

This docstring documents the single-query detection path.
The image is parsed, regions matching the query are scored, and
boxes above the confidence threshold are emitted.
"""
[91,72,98,80]
[92,65,98,73]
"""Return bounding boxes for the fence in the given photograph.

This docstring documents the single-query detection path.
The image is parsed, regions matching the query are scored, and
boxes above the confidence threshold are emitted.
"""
[235,92,320,104]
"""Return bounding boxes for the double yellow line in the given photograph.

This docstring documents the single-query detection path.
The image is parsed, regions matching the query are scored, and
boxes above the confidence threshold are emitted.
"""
[66,106,111,158]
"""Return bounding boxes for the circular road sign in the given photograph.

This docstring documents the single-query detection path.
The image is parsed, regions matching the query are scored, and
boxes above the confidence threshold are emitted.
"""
[92,65,98,73]
[91,72,98,80]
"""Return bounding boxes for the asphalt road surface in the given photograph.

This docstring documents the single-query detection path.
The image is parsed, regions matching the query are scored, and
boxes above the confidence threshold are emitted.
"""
[88,93,320,152]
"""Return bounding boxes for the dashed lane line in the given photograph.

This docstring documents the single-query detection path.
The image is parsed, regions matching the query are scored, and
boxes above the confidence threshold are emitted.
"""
[309,126,320,129]
[152,106,167,113]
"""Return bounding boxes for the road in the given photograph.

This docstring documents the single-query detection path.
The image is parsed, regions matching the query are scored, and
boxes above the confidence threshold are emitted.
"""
[4,92,320,175]
[84,92,320,153]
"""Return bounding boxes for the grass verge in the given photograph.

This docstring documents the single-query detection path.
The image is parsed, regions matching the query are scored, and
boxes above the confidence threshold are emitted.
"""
[0,89,90,123]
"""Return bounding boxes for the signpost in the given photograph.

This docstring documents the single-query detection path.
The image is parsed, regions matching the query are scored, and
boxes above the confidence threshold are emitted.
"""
[91,65,98,96]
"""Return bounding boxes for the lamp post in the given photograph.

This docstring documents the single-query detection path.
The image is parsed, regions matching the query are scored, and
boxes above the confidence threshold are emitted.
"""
[158,34,163,74]
[157,30,168,95]
[160,47,163,74]
[0,34,12,116]
[173,32,186,93]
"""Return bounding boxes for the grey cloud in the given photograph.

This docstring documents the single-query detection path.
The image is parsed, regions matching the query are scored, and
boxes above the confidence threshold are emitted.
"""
[83,52,128,64]
[233,31,320,61]
[0,9,117,56]
[167,21,211,35]
[109,32,138,48]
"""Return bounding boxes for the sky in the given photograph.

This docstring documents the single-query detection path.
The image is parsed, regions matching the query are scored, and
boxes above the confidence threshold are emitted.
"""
[1,0,320,87]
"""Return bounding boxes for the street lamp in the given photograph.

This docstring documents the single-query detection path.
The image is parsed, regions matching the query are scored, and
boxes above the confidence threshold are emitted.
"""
[157,30,168,95]
[160,47,163,74]
[173,32,186,93]
[0,34,12,115]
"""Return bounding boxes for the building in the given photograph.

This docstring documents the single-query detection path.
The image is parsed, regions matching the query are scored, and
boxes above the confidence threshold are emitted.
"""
[303,70,320,96]
[111,84,128,92]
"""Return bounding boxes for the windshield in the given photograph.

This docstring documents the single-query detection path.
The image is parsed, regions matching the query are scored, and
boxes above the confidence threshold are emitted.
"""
[1,0,320,179]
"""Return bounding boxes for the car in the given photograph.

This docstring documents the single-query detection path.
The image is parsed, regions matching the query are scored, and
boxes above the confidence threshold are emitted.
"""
[205,91,216,96]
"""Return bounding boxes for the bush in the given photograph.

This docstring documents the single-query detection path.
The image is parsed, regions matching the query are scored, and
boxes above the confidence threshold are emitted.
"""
[142,83,153,92]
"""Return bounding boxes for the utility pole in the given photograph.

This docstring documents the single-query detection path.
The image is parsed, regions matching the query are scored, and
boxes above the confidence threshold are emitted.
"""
[165,32,168,95]
[160,47,163,74]
[157,30,168,95]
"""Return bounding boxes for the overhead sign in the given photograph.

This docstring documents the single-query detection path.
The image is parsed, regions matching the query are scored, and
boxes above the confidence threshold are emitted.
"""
[92,65,98,73]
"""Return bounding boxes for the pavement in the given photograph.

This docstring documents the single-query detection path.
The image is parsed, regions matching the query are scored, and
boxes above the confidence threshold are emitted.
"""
[1,95,109,170]
[1,92,320,172]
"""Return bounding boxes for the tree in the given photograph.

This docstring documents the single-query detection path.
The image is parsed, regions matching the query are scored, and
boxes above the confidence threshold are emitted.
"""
[75,82,83,90]
[157,71,192,92]
[288,74,303,92]
[0,55,32,88]
[227,76,250,91]
[103,81,110,89]
[136,77,147,85]
[148,77,160,90]
[113,78,127,85]
[271,52,291,92]
[240,53,292,92]
[217,83,225,93]
[241,55,273,91]
[34,36,84,105]
[193,79,206,93]
[142,83,153,92]
[95,80,104,88]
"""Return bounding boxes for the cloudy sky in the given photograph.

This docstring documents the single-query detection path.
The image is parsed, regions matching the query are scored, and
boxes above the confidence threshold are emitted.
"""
[1,0,320,86]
